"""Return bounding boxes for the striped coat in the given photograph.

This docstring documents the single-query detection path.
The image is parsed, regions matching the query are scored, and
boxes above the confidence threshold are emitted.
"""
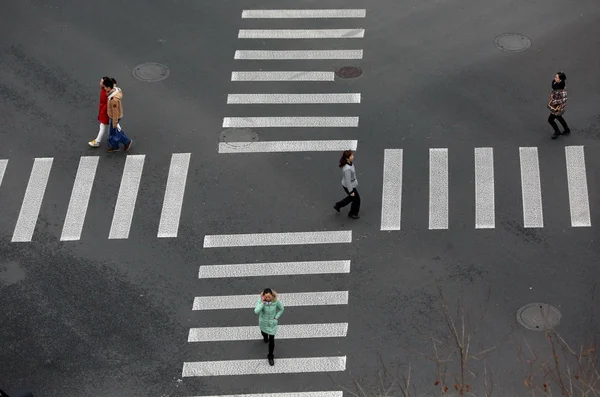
[254,298,284,335]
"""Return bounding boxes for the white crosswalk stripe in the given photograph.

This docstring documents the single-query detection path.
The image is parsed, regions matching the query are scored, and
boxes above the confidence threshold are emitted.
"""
[564,146,591,227]
[182,356,346,377]
[234,50,363,60]
[188,323,348,342]
[222,117,359,128]
[193,291,349,310]
[380,149,403,231]
[429,148,449,230]
[198,260,351,278]
[474,148,495,229]
[12,158,53,242]
[186,392,343,397]
[203,231,352,247]
[157,153,191,238]
[218,140,357,153]
[60,156,99,241]
[226,93,361,104]
[238,29,365,39]
[108,155,145,239]
[241,9,366,19]
[231,71,335,82]
[0,159,7,188]
[519,147,544,228]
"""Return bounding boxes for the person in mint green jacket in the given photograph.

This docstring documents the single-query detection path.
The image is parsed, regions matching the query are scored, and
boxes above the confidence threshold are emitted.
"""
[254,288,284,366]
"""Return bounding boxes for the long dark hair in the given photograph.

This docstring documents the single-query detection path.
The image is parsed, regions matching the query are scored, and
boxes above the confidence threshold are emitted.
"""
[339,150,354,168]
[101,76,117,89]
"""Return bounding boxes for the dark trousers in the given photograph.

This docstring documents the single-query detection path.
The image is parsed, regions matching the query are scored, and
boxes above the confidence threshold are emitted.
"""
[261,331,275,357]
[336,187,360,216]
[548,114,570,134]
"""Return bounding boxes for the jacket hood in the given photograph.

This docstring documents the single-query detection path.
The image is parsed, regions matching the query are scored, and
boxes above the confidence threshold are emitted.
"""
[108,87,122,100]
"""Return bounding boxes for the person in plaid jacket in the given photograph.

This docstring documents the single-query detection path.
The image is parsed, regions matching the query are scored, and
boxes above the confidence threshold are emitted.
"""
[548,72,571,139]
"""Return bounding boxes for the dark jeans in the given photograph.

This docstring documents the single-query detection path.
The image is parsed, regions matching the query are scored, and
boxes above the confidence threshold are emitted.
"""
[261,331,275,357]
[336,187,360,216]
[548,114,570,134]
[107,119,131,149]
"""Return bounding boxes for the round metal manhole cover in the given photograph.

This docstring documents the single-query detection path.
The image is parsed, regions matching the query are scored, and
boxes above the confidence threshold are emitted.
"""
[494,33,531,52]
[516,303,561,331]
[132,62,170,82]
[219,128,259,147]
[335,66,363,79]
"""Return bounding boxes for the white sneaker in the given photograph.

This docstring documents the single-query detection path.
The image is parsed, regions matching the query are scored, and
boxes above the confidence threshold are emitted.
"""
[88,139,100,147]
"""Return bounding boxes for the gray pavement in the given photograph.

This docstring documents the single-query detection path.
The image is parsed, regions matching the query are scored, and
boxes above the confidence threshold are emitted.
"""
[1,0,600,396]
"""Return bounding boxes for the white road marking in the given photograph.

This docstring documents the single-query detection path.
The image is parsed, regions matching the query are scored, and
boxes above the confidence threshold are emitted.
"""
[60,156,99,241]
[0,159,7,188]
[234,50,363,60]
[231,71,335,82]
[12,158,53,242]
[193,291,349,310]
[242,9,366,18]
[203,230,352,248]
[188,323,348,342]
[108,155,145,239]
[157,153,191,238]
[429,148,449,230]
[474,148,495,229]
[185,392,343,397]
[565,146,591,227]
[218,140,357,153]
[182,356,346,377]
[519,147,543,228]
[380,149,403,231]
[227,93,361,104]
[238,29,365,39]
[199,260,351,278]
[222,117,359,128]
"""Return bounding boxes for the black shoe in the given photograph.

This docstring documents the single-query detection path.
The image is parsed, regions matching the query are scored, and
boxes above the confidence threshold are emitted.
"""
[551,133,559,139]
[268,355,274,366]
[348,214,360,219]
[562,129,571,135]
[333,204,340,212]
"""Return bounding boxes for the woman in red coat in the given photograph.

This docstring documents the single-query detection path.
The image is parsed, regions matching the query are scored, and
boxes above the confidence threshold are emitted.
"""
[88,77,118,147]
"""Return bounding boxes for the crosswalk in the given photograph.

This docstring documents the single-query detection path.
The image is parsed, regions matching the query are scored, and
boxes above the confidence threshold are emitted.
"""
[0,144,595,242]
[219,8,366,154]
[182,230,351,378]
[380,145,592,230]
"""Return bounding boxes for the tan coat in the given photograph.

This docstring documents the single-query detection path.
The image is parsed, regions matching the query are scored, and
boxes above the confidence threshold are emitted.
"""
[107,88,124,126]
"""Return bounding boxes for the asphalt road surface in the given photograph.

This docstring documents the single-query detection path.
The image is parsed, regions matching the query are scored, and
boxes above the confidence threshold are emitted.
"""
[1,0,600,396]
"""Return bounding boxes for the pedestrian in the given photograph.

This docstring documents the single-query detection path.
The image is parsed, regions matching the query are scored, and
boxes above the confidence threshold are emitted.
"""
[547,71,571,139]
[88,77,119,148]
[254,288,284,366]
[333,150,360,219]
[103,78,133,152]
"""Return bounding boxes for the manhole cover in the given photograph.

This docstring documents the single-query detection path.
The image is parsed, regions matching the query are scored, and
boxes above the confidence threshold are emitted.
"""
[335,66,363,79]
[219,128,259,147]
[494,33,531,52]
[516,303,561,331]
[132,62,170,82]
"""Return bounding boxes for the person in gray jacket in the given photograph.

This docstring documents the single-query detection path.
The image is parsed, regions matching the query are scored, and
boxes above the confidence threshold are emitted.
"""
[333,150,360,219]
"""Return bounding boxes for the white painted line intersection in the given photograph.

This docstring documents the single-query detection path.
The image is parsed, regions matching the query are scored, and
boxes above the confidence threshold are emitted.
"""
[182,356,347,377]
[188,323,348,342]
[231,71,335,82]
[564,146,591,227]
[227,93,361,104]
[193,291,349,310]
[238,29,365,39]
[12,158,53,242]
[218,140,357,153]
[203,231,352,247]
[198,260,351,278]
[234,50,363,60]
[242,9,366,19]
